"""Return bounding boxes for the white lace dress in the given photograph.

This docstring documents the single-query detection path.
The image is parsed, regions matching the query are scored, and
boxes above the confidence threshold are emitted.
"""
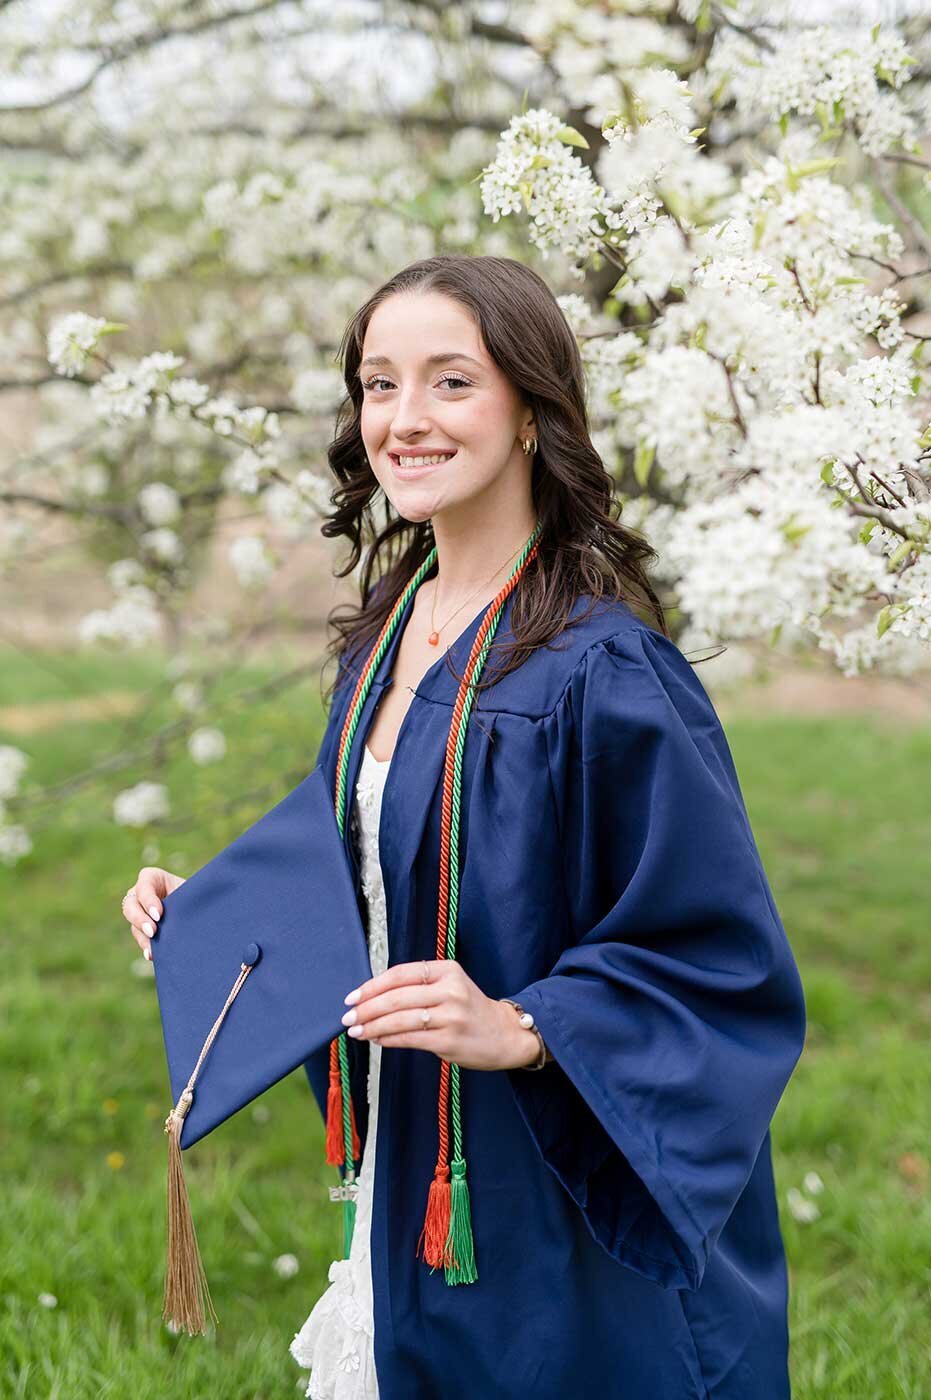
[290,743,390,1399]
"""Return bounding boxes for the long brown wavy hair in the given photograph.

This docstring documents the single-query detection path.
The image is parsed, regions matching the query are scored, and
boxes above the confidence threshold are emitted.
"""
[318,253,668,703]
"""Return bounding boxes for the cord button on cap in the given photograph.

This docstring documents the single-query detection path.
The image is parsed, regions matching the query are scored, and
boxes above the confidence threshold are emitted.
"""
[242,942,262,966]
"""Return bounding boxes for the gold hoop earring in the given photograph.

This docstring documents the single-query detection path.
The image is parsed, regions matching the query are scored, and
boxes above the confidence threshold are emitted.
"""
[521,436,538,455]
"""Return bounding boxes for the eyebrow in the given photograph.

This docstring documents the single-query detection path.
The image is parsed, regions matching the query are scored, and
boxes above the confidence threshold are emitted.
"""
[357,352,485,374]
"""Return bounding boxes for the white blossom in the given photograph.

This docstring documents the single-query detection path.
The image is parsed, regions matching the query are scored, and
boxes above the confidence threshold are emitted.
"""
[173,680,204,712]
[113,781,170,827]
[786,1187,821,1224]
[138,482,182,527]
[141,528,184,565]
[290,366,344,414]
[47,312,109,376]
[78,586,162,647]
[0,746,29,800]
[707,24,918,158]
[555,292,601,338]
[229,535,275,589]
[188,727,227,764]
[107,558,146,591]
[76,462,109,496]
[480,109,614,265]
[223,450,265,495]
[0,824,31,866]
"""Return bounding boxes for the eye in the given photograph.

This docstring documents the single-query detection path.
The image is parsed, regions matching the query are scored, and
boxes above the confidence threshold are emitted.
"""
[360,372,473,393]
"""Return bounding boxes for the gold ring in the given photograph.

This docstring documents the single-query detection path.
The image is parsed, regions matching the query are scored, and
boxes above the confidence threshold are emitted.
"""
[420,1009,431,1028]
[421,960,429,983]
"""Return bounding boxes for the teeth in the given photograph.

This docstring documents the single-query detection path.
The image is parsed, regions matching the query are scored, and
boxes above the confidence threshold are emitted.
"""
[397,453,455,467]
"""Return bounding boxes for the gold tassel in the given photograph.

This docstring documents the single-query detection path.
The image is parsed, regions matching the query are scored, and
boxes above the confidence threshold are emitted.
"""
[162,1088,218,1335]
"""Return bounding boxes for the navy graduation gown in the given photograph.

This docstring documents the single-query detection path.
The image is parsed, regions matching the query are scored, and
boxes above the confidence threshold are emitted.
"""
[302,582,806,1400]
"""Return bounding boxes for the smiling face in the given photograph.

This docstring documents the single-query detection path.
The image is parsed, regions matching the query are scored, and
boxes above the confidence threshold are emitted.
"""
[358,290,535,525]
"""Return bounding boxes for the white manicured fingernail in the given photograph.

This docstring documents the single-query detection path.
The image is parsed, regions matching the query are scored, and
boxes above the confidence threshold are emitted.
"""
[148,906,160,921]
[144,948,152,962]
[143,921,155,937]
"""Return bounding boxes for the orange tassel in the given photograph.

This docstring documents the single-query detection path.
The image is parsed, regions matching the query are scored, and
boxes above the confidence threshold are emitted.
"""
[324,1062,360,1165]
[416,1163,453,1270]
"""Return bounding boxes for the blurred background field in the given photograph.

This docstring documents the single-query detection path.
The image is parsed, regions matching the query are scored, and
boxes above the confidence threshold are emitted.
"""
[1,642,929,1399]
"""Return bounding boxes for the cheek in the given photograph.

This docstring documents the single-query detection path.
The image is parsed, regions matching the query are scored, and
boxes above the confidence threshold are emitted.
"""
[360,402,384,443]
[448,400,500,441]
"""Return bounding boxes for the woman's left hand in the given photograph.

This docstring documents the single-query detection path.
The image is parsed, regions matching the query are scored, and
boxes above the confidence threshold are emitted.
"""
[340,959,539,1071]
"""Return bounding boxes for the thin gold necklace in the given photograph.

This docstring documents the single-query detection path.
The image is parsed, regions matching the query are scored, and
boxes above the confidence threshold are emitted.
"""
[427,541,526,646]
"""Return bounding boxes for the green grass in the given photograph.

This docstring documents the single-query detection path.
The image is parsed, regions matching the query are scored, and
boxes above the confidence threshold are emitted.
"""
[1,646,929,1398]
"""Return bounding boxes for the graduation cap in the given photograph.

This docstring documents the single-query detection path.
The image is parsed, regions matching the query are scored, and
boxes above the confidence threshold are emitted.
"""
[151,762,373,1336]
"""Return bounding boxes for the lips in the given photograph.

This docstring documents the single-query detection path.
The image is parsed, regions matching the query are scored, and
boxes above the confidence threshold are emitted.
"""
[388,451,457,465]
[388,450,458,477]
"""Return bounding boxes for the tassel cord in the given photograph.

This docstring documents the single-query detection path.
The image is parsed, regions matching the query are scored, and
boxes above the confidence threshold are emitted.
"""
[162,958,255,1334]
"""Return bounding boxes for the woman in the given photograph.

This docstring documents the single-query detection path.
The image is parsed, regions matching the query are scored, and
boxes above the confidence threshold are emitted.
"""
[123,253,806,1399]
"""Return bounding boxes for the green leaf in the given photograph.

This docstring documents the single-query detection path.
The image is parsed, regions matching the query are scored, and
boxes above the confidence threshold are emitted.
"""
[792,157,842,180]
[858,518,877,544]
[633,440,655,489]
[753,213,767,250]
[555,125,590,150]
[781,519,812,544]
[888,539,913,569]
[876,604,893,638]
[690,321,708,351]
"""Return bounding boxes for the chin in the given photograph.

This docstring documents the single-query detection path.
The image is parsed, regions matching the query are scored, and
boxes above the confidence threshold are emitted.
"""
[388,496,438,525]
[382,477,484,524]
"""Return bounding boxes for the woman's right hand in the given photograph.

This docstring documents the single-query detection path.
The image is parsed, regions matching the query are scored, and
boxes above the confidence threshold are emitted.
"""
[121,866,187,960]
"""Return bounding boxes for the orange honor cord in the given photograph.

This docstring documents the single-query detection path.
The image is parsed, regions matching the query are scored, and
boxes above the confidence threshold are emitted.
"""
[324,523,542,1285]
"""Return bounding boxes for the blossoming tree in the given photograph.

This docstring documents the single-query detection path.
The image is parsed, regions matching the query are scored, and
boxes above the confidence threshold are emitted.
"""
[2,0,930,862]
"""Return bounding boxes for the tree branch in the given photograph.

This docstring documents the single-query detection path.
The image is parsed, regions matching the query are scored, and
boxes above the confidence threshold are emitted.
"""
[0,0,291,115]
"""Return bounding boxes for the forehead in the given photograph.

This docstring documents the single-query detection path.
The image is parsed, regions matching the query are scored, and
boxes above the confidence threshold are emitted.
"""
[360,291,489,371]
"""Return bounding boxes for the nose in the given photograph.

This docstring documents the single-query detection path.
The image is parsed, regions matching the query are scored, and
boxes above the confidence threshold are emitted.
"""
[389,383,436,440]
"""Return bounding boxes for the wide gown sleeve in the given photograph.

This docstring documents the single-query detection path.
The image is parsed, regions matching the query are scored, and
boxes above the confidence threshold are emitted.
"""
[504,624,806,1292]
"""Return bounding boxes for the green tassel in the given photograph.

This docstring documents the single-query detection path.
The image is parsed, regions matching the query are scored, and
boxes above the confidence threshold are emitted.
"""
[342,1194,356,1258]
[444,1156,478,1284]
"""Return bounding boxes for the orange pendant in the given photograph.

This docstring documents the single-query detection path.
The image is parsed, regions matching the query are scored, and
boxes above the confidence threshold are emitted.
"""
[428,631,440,646]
